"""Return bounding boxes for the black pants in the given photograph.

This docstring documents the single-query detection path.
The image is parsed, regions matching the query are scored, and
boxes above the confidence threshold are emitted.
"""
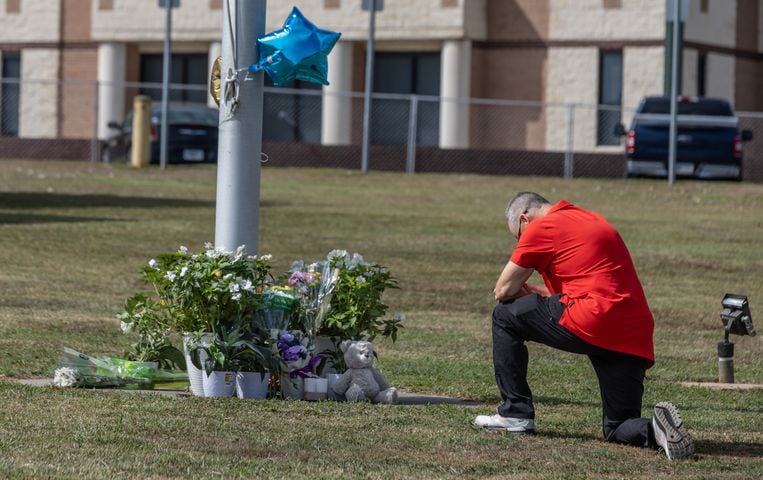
[492,293,654,447]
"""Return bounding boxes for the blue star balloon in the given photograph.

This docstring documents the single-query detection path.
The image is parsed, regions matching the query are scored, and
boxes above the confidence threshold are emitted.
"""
[249,7,341,87]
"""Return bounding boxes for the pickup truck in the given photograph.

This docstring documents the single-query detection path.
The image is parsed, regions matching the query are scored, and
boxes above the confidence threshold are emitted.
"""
[616,96,753,181]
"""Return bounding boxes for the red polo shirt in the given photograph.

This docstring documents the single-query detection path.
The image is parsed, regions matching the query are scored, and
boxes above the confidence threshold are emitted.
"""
[510,200,654,366]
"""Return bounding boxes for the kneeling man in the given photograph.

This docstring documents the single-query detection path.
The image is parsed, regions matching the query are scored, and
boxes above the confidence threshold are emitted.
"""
[474,192,694,460]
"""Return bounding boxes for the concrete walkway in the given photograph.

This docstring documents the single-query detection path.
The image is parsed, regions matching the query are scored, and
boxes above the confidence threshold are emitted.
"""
[7,378,478,405]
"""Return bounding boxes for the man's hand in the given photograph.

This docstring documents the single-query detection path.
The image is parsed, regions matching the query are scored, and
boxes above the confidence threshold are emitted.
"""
[523,282,550,297]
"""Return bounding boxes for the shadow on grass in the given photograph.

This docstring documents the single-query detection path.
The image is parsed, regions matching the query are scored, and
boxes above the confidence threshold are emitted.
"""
[536,395,601,408]
[695,440,763,458]
[0,192,214,209]
[0,213,126,225]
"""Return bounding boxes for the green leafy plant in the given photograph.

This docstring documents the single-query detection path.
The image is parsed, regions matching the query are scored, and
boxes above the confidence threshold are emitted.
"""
[117,294,185,370]
[186,318,279,377]
[118,244,272,369]
[141,245,272,333]
[317,251,402,372]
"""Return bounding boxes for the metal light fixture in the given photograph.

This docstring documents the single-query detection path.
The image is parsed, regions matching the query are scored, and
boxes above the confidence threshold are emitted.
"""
[718,294,756,383]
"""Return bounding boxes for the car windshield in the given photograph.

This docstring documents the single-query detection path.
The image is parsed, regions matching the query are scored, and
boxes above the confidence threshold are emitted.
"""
[152,107,218,126]
[640,98,733,116]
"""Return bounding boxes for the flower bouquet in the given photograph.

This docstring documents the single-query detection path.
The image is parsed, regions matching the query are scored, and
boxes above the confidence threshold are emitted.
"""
[53,347,188,389]
[119,244,272,395]
[274,330,321,399]
[317,250,402,372]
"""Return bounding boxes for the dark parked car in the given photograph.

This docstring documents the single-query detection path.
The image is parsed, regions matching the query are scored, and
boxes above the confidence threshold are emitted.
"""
[102,103,219,164]
[616,96,753,181]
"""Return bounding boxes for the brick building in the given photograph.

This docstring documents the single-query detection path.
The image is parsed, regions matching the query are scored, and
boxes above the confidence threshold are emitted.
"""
[0,0,761,155]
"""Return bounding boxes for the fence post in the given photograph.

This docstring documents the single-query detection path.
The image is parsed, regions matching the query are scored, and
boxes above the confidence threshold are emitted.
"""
[406,95,419,174]
[564,103,575,179]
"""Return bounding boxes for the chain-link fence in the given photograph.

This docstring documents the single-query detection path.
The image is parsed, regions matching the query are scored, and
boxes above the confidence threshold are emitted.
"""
[2,78,763,182]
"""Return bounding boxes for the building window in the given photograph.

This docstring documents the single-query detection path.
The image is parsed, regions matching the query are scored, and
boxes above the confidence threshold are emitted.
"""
[139,54,208,104]
[697,52,707,96]
[324,0,340,8]
[1,53,21,136]
[6,0,20,14]
[602,0,622,9]
[372,52,441,145]
[98,0,113,11]
[700,0,709,13]
[597,50,623,146]
[263,77,321,143]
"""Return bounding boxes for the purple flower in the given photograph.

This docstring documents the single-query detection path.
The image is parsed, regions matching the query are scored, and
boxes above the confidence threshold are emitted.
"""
[283,345,306,362]
[288,271,313,285]
[279,332,294,343]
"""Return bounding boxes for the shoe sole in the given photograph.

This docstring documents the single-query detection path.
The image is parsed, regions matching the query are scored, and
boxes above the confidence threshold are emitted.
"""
[653,402,694,460]
[472,424,535,435]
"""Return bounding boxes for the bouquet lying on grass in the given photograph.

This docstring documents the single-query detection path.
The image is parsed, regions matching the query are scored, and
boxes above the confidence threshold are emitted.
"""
[52,347,188,389]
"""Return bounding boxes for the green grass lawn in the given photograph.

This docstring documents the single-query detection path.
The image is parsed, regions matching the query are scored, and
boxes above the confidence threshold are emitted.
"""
[1,159,762,478]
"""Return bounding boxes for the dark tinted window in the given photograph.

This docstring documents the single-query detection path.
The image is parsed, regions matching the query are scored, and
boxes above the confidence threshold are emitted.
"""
[140,54,208,104]
[151,108,218,126]
[2,53,20,136]
[640,98,733,116]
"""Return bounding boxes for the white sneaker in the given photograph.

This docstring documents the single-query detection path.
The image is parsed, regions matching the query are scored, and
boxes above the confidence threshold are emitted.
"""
[652,402,694,460]
[473,414,535,433]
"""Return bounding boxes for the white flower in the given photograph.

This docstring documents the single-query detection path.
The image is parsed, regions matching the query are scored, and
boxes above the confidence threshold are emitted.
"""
[148,259,158,269]
[231,292,241,301]
[179,245,188,254]
[179,266,188,277]
[260,254,273,261]
[120,321,132,334]
[53,367,81,388]
[356,275,367,283]
[229,283,241,293]
[240,279,254,292]
[349,253,366,267]
[165,271,176,282]
[328,249,349,263]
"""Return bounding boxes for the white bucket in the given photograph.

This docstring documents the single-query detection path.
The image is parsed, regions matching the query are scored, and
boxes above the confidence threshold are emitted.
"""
[235,371,270,400]
[202,370,235,398]
[183,333,212,397]
[303,377,329,401]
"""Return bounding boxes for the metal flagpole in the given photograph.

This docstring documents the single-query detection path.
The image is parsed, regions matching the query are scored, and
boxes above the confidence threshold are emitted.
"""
[360,0,377,173]
[214,0,267,253]
[667,0,680,186]
[159,0,174,170]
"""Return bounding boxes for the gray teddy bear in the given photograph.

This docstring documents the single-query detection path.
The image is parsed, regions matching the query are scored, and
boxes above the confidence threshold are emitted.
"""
[331,340,398,404]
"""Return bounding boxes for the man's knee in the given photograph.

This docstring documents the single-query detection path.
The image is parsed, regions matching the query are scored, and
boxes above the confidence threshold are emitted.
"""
[492,302,517,329]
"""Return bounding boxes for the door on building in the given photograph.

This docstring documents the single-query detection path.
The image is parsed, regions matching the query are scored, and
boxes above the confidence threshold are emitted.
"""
[139,54,208,104]
[1,53,20,136]
[372,52,440,145]
[597,50,623,146]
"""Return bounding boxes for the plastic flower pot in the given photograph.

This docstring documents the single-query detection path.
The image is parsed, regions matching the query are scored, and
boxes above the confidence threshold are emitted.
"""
[303,377,328,401]
[280,373,304,400]
[202,370,235,398]
[235,371,270,400]
[183,332,212,396]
